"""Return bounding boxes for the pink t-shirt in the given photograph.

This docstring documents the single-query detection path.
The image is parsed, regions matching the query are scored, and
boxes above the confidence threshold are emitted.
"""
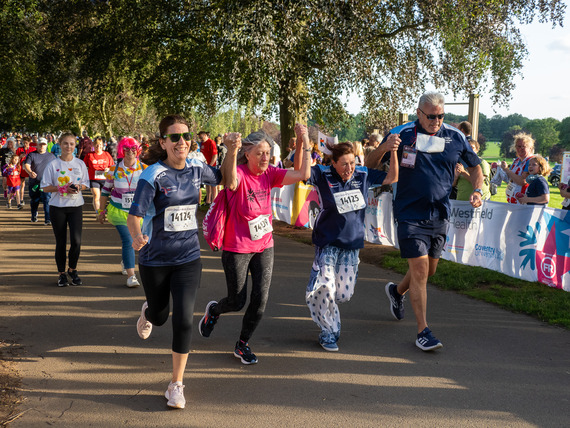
[223,164,288,253]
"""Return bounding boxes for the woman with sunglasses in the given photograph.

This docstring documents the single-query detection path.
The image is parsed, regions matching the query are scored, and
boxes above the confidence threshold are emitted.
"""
[127,115,222,409]
[97,137,147,288]
[198,125,311,365]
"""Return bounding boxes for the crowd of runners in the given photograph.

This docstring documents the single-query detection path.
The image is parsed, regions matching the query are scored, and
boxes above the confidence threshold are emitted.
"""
[2,91,567,409]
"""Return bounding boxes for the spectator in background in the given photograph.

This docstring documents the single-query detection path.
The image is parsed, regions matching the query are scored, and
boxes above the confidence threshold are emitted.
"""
[16,136,36,207]
[454,139,491,201]
[23,138,56,224]
[198,131,218,204]
[516,155,550,206]
[78,130,93,160]
[364,133,380,159]
[215,135,227,168]
[282,137,296,168]
[501,132,535,204]
[559,177,570,210]
[187,141,207,162]
[1,137,16,192]
[106,137,118,163]
[270,135,281,167]
[46,134,54,153]
[353,141,365,166]
[458,121,472,140]
[3,154,22,209]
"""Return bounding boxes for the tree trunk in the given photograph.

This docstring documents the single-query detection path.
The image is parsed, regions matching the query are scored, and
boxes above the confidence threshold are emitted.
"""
[279,77,308,156]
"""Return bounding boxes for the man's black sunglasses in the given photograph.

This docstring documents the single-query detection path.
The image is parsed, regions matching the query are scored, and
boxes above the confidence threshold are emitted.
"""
[163,132,193,142]
[419,108,445,120]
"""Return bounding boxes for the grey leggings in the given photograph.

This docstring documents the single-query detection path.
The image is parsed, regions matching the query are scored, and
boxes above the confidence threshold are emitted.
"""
[212,247,274,343]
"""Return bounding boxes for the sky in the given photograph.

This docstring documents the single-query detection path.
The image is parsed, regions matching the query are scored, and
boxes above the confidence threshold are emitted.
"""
[346,5,570,121]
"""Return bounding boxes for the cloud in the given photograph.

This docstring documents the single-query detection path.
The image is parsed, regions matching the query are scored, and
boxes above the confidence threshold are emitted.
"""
[548,36,570,52]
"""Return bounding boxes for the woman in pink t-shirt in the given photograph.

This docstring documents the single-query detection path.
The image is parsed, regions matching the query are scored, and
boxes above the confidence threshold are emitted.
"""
[198,126,311,364]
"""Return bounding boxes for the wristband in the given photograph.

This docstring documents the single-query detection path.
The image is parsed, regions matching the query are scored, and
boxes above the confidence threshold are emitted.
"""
[473,188,482,195]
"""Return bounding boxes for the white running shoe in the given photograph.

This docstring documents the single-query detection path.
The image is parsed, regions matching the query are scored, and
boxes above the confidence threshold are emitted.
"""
[165,381,185,409]
[126,275,140,288]
[137,301,152,339]
[120,261,127,275]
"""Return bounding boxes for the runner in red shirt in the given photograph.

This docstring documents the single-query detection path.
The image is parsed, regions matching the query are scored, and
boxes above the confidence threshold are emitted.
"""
[198,131,218,204]
[16,136,36,206]
[83,137,114,212]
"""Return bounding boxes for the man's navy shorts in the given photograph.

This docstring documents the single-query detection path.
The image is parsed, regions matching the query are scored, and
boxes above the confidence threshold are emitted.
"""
[397,219,449,259]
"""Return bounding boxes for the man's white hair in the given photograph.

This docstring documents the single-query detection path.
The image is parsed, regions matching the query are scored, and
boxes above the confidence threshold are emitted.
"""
[418,92,445,109]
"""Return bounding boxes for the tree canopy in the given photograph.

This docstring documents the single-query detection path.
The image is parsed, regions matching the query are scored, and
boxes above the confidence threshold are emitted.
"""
[0,0,566,147]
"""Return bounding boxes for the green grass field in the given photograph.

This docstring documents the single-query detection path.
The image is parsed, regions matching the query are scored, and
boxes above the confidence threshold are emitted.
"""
[481,142,563,208]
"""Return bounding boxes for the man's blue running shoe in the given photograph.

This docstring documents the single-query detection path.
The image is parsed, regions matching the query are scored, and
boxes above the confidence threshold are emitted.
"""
[385,282,405,320]
[416,327,443,351]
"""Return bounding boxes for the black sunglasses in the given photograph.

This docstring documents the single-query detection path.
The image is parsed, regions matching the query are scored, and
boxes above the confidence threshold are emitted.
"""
[163,132,192,143]
[419,108,445,120]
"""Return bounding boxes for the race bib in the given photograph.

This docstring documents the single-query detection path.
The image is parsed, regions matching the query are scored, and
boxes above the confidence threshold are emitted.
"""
[164,205,197,232]
[248,214,273,241]
[94,170,106,180]
[506,181,517,198]
[333,189,366,214]
[416,134,445,153]
[121,192,134,209]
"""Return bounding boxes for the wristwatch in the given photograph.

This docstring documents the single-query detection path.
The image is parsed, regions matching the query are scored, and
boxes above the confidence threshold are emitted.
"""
[473,188,483,195]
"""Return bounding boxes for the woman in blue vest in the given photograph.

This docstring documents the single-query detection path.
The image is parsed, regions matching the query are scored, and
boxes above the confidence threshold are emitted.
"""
[304,142,398,351]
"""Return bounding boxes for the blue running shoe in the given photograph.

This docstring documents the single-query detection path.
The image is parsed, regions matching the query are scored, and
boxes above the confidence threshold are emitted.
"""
[385,282,405,320]
[319,331,339,352]
[234,341,258,364]
[199,301,219,338]
[416,327,443,351]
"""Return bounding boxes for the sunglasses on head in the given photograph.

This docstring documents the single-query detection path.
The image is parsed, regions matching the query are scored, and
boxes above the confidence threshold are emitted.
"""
[163,132,192,143]
[419,108,445,120]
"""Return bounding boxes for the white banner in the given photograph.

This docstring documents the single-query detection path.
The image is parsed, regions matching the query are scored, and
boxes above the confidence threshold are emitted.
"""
[317,131,338,155]
[272,184,570,292]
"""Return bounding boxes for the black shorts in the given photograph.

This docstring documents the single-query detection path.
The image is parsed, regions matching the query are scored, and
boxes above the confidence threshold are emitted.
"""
[90,180,105,189]
[397,219,449,259]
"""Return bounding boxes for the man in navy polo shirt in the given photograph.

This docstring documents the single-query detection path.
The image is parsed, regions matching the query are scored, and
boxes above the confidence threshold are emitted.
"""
[373,91,483,351]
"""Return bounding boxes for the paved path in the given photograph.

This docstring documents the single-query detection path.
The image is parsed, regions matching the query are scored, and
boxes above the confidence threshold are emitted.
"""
[1,202,569,427]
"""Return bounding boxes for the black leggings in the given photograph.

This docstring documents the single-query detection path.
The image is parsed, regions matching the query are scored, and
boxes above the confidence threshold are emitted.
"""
[139,259,202,354]
[49,205,83,272]
[212,247,274,343]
